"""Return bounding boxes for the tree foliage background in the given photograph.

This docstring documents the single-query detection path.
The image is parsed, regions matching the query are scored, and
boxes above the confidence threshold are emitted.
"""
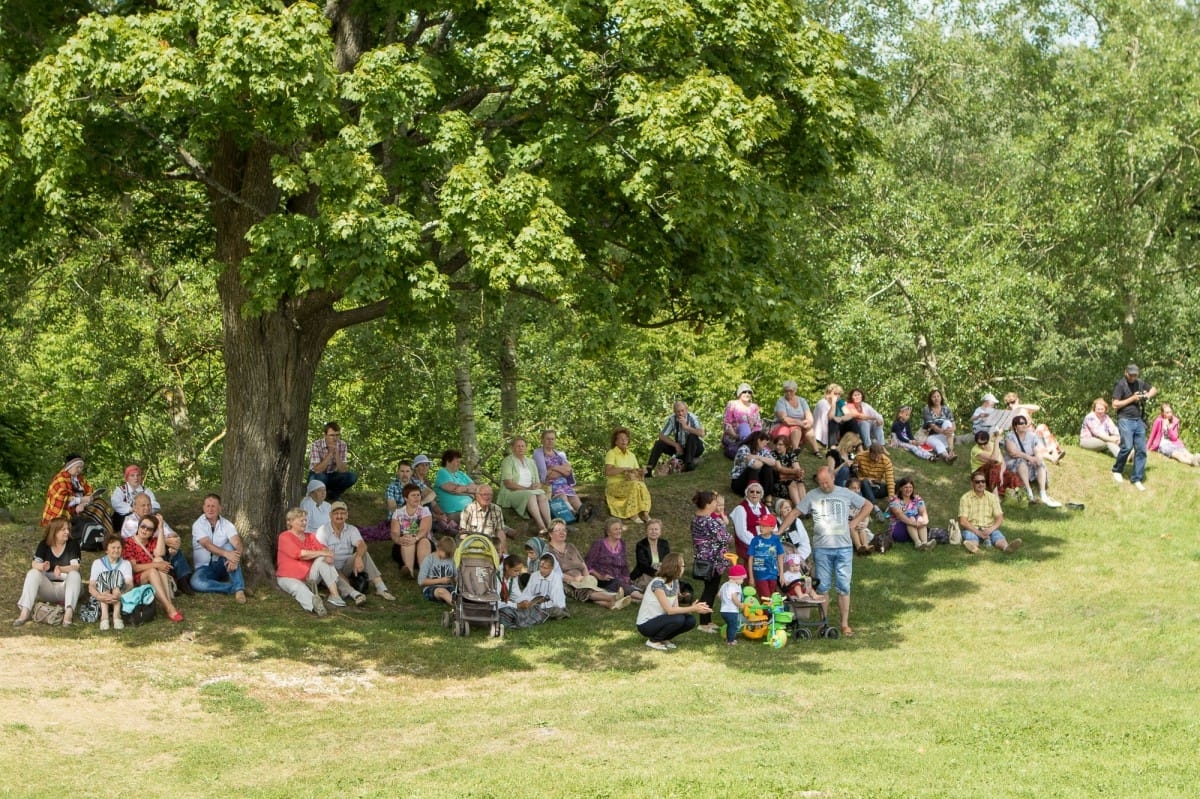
[1,0,1197,514]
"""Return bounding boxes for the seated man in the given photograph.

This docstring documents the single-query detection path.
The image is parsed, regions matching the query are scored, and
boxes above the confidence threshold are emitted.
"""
[110,463,159,529]
[460,484,512,556]
[645,401,706,474]
[386,458,438,513]
[189,494,247,603]
[1004,416,1063,507]
[308,421,358,501]
[958,473,1023,555]
[119,493,192,591]
[315,501,395,603]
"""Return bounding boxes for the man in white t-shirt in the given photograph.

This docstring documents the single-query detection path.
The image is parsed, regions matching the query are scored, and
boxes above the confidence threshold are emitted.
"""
[795,466,871,637]
[315,502,395,603]
[189,494,246,603]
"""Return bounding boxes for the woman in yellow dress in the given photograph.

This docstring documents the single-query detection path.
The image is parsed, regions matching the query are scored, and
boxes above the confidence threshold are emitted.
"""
[604,427,652,523]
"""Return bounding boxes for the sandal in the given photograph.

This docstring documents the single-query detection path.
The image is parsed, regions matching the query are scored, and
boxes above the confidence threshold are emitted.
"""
[841,626,855,637]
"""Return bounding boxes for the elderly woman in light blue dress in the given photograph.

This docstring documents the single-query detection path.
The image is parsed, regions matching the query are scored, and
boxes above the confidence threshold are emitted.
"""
[498,437,554,534]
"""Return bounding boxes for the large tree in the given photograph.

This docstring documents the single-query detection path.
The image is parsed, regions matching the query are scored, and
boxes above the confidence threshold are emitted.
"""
[14,0,875,576]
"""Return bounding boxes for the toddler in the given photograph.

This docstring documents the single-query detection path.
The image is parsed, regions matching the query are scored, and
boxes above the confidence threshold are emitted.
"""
[781,553,825,603]
[718,564,747,645]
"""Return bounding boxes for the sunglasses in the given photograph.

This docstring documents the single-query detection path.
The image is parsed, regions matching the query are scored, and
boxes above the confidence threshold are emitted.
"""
[138,523,155,530]
[972,479,986,485]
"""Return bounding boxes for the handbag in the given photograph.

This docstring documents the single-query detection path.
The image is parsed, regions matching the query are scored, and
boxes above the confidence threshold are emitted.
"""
[548,495,576,524]
[692,558,714,580]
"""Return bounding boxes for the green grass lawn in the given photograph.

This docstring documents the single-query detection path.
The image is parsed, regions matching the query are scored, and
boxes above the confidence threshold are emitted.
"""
[2,447,1199,798]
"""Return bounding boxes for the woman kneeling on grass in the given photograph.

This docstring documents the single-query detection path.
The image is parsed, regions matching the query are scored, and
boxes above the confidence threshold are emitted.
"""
[636,553,711,651]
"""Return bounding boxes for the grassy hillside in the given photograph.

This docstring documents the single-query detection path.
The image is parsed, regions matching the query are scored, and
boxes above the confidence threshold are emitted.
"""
[2,445,1198,798]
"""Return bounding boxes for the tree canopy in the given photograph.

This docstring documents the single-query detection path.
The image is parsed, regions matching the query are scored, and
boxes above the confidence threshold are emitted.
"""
[5,0,876,571]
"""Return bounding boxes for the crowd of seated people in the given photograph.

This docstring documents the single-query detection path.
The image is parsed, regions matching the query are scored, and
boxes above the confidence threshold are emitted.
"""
[18,374,1194,635]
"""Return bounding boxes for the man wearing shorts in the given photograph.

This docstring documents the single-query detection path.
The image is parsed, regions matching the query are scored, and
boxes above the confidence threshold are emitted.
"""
[795,466,871,637]
[958,473,1023,555]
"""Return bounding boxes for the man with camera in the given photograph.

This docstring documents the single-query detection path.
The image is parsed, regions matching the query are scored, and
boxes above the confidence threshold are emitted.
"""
[1112,363,1157,490]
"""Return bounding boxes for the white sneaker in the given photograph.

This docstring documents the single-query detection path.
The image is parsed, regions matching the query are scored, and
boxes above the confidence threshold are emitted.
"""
[113,616,125,630]
[100,618,110,631]
[1133,481,1145,492]
[645,640,670,651]
[1040,493,1063,508]
[1112,472,1124,483]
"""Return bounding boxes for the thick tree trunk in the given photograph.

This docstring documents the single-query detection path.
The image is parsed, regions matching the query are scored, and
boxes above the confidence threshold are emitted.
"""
[209,135,333,583]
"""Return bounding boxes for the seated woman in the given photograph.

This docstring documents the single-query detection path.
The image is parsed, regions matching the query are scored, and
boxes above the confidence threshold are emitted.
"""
[498,437,553,534]
[890,405,935,461]
[604,427,652,523]
[837,387,886,446]
[432,450,478,523]
[1004,416,1063,507]
[970,393,1001,437]
[88,534,133,630]
[921,389,958,462]
[1080,398,1121,458]
[971,430,1014,496]
[630,518,670,591]
[636,552,710,651]
[276,507,345,616]
[888,478,933,550]
[13,519,82,627]
[532,429,589,521]
[722,383,763,458]
[771,380,821,455]
[545,518,627,609]
[1003,392,1065,463]
[585,518,644,601]
[41,454,95,529]
[812,383,844,449]
[391,483,433,579]
[122,515,185,622]
[730,430,779,498]
[1149,403,1200,466]
[770,435,807,505]
[301,480,331,533]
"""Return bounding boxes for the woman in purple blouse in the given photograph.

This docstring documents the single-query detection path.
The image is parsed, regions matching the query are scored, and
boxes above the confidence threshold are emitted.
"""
[585,518,643,601]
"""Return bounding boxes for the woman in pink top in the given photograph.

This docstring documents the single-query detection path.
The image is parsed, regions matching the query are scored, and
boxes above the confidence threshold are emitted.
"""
[1148,403,1199,466]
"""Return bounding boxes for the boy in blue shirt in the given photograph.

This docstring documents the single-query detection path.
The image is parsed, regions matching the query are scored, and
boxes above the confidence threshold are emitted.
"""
[747,513,786,600]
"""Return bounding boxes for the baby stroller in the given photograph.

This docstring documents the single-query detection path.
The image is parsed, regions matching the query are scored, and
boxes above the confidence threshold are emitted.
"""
[786,594,839,639]
[446,534,503,638]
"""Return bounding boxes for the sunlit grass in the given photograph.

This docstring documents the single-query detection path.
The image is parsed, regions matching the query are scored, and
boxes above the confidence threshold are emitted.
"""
[2,446,1199,797]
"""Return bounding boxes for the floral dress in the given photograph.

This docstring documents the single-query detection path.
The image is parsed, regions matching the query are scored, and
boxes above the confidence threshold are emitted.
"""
[690,515,732,577]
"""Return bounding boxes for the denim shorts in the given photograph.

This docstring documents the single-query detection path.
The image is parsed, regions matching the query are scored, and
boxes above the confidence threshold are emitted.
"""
[422,586,454,601]
[814,547,853,596]
[962,529,1005,547]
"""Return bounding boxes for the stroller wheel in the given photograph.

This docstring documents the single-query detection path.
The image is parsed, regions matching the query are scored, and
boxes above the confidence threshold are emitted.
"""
[822,626,840,639]
[795,627,812,640]
[459,620,470,637]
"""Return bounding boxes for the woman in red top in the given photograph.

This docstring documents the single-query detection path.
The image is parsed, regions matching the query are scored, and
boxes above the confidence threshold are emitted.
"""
[122,515,184,622]
[276,507,345,616]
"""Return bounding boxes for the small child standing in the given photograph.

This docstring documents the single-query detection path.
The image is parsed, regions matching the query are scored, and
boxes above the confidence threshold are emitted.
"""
[747,513,785,600]
[718,564,748,645]
[88,534,133,631]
